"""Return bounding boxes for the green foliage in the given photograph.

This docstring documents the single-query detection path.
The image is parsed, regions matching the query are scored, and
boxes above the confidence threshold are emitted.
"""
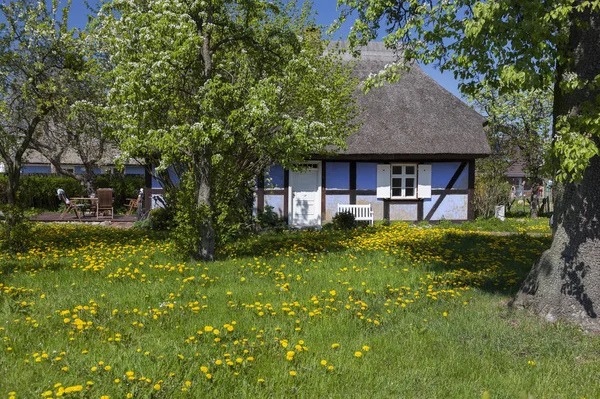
[0,0,89,205]
[96,0,360,259]
[93,174,145,208]
[0,204,31,252]
[473,175,512,219]
[171,174,211,258]
[331,211,357,230]
[256,205,287,233]
[133,207,173,231]
[336,0,600,183]
[470,85,552,189]
[0,174,143,210]
[0,175,84,209]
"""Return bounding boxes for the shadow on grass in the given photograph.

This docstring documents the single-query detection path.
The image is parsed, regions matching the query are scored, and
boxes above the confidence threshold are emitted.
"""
[226,227,552,297]
[393,231,552,296]
[219,228,369,259]
[0,259,68,277]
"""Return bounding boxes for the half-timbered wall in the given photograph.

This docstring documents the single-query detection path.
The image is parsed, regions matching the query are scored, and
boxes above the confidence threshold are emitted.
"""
[257,160,475,224]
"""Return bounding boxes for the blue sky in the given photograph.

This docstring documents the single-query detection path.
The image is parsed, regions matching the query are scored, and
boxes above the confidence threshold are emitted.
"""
[64,0,462,99]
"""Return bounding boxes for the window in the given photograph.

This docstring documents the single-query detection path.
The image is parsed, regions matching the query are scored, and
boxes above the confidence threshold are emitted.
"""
[391,164,417,198]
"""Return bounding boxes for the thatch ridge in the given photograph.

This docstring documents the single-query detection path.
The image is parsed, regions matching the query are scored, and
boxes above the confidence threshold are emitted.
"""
[333,42,490,157]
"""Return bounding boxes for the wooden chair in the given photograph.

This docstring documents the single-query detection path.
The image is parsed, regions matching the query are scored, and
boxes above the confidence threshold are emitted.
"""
[57,188,85,220]
[96,188,114,219]
[125,188,144,216]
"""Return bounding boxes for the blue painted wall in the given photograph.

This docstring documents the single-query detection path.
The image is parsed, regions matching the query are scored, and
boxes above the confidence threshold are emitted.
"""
[431,162,468,190]
[356,195,383,220]
[21,165,51,174]
[125,166,145,175]
[265,164,285,189]
[356,163,377,190]
[264,195,285,217]
[325,162,350,190]
[325,194,350,221]
[262,160,472,224]
[389,203,418,221]
[151,166,180,189]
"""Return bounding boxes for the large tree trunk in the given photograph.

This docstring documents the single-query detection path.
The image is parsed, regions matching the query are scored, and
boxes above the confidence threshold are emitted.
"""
[512,4,600,331]
[195,147,215,261]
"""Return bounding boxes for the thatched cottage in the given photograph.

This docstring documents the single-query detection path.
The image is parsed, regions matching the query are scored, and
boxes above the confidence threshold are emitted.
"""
[255,42,491,226]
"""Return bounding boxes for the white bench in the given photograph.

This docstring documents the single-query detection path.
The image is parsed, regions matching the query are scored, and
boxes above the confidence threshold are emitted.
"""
[337,204,374,226]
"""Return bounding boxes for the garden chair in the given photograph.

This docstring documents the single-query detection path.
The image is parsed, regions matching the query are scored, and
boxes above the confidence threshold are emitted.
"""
[57,188,85,220]
[125,188,143,216]
[96,188,114,219]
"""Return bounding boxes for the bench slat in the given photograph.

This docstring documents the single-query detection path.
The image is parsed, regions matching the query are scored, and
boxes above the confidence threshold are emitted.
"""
[336,204,374,226]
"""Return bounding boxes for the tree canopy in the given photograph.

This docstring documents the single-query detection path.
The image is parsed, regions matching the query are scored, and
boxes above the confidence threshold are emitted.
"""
[96,0,359,259]
[336,0,600,330]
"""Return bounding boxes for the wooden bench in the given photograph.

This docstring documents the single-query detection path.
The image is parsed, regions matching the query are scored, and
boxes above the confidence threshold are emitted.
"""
[337,204,374,226]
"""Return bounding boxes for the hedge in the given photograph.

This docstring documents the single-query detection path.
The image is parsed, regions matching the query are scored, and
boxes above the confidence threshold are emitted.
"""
[0,174,145,210]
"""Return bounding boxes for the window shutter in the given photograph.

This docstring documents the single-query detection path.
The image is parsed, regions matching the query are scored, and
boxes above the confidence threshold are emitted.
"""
[376,164,391,199]
[418,164,432,199]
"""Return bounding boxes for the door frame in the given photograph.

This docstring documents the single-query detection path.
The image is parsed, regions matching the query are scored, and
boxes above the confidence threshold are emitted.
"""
[288,161,322,226]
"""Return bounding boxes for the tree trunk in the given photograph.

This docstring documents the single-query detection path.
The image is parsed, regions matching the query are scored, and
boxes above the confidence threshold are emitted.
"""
[195,146,215,261]
[529,185,539,219]
[5,163,21,206]
[512,4,600,331]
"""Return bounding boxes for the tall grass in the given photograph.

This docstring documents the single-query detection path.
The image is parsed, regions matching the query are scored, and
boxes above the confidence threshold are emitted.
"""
[1,222,598,399]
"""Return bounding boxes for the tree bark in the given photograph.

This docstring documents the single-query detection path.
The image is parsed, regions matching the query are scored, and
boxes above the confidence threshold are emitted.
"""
[512,4,600,331]
[5,163,21,206]
[195,147,215,261]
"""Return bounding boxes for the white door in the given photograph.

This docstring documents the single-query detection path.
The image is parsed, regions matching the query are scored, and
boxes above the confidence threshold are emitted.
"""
[289,162,321,226]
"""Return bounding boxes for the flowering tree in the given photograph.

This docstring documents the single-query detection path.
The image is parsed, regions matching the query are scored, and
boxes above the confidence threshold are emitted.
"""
[0,0,84,206]
[96,0,359,260]
[30,66,113,196]
[337,0,600,330]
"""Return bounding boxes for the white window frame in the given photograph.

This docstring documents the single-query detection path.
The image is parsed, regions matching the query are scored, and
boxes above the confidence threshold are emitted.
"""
[390,163,417,199]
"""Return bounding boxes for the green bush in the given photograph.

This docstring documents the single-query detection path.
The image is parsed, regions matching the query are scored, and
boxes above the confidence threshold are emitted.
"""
[0,204,32,252]
[473,175,511,218]
[93,174,144,208]
[256,206,287,233]
[331,211,356,230]
[0,175,84,209]
[0,174,144,210]
[132,207,173,231]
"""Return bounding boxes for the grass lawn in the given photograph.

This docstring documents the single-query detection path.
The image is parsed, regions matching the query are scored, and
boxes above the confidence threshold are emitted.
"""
[1,220,599,398]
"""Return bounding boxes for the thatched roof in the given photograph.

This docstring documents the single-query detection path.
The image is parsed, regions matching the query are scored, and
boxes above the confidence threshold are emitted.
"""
[334,42,490,159]
[24,147,140,166]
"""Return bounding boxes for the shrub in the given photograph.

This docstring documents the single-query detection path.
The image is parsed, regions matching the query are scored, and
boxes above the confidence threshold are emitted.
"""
[0,174,144,210]
[331,211,356,230]
[0,204,32,252]
[473,176,511,218]
[93,174,145,208]
[0,175,85,209]
[256,206,287,233]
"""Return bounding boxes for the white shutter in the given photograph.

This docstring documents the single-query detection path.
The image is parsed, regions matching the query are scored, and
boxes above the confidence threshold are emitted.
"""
[418,164,432,199]
[376,164,391,199]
